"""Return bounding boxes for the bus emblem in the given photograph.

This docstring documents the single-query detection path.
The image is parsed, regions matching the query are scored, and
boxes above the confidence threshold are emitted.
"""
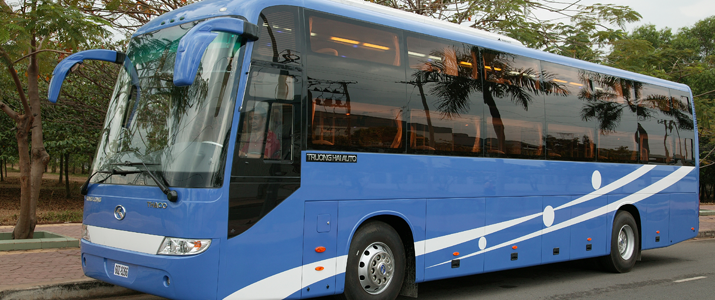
[114,205,126,220]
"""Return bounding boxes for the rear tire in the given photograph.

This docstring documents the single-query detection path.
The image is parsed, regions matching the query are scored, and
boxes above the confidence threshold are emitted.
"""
[342,221,405,300]
[599,210,639,273]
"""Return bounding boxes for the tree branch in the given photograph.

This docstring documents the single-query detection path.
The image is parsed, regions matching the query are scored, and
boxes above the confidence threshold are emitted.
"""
[13,49,72,64]
[0,48,30,114]
[695,89,715,98]
[0,100,19,121]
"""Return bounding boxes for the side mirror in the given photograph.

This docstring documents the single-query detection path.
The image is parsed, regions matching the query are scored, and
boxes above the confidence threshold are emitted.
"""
[173,18,259,87]
[47,49,126,103]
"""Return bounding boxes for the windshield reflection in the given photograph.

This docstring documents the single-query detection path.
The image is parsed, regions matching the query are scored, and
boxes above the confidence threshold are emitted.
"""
[92,22,244,188]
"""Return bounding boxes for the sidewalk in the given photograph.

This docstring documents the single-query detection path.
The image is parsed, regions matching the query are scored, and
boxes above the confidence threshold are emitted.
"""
[0,224,139,299]
[2,208,715,299]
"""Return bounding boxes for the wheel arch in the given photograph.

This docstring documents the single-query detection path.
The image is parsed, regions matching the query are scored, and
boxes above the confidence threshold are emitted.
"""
[611,204,642,257]
[345,212,418,297]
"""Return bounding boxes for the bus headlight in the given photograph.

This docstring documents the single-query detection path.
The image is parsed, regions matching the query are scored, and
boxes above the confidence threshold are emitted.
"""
[157,237,211,255]
[82,224,91,242]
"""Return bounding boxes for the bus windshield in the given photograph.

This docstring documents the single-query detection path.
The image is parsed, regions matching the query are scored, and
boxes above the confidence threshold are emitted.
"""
[92,21,244,188]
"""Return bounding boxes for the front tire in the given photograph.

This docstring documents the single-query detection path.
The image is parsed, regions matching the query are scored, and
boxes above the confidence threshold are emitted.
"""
[342,221,405,300]
[599,210,639,273]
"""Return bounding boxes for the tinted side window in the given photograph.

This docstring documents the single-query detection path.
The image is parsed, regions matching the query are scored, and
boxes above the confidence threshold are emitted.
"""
[229,6,303,238]
[635,83,671,164]
[309,14,400,66]
[306,11,407,153]
[669,89,696,166]
[482,49,544,159]
[405,35,483,156]
[542,62,596,161]
[579,73,637,163]
[252,6,301,65]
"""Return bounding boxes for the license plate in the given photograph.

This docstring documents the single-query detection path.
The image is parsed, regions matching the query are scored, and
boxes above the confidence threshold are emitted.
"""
[114,263,129,278]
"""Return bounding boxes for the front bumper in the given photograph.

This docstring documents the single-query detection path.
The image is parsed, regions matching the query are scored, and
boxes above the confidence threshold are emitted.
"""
[81,238,221,299]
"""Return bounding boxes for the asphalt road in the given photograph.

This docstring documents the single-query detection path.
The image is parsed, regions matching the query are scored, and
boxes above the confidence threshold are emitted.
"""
[107,239,715,300]
[397,238,715,300]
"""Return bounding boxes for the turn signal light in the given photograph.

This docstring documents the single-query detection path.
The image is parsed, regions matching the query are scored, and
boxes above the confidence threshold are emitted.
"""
[315,246,326,253]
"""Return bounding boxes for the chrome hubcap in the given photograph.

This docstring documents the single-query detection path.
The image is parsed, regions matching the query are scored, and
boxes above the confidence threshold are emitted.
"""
[357,242,394,295]
[618,224,635,260]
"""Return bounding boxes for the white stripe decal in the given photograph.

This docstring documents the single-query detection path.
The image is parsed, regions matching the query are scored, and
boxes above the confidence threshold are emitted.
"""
[556,165,656,211]
[421,165,656,256]
[225,255,348,300]
[86,225,164,255]
[428,166,693,268]
[414,241,426,257]
[224,266,302,300]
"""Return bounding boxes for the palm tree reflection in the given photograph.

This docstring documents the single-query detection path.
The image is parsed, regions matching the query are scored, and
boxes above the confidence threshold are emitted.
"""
[406,46,567,156]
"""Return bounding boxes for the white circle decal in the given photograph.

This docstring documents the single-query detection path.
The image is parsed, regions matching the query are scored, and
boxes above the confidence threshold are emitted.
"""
[592,170,602,190]
[543,205,555,227]
[479,237,487,250]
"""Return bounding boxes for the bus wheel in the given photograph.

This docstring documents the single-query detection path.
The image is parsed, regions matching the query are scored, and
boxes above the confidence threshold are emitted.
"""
[600,210,639,273]
[343,221,405,300]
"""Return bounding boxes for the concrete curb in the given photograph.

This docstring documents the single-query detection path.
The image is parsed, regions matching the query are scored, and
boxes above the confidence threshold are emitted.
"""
[0,279,139,300]
[697,230,715,239]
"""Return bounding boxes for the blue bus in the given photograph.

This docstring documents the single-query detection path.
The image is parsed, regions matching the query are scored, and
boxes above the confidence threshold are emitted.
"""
[48,0,698,299]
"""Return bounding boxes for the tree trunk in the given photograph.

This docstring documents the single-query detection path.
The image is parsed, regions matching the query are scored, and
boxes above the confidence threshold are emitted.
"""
[25,42,50,239]
[59,153,63,183]
[12,113,34,239]
[0,158,3,182]
[3,46,36,239]
[10,37,51,239]
[65,153,71,198]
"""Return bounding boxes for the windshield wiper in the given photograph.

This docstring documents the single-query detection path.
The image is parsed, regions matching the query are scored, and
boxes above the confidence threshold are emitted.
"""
[111,161,179,202]
[80,168,142,196]
[80,161,179,202]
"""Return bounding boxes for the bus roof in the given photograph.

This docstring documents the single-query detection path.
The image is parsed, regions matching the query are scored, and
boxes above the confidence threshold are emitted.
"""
[136,0,691,93]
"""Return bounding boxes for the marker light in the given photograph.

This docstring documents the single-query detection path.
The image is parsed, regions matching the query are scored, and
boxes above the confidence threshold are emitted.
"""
[157,237,211,256]
[512,245,517,250]
[315,266,325,271]
[81,224,91,242]
[656,231,660,234]
[587,238,592,241]
[453,252,460,256]
[315,246,326,253]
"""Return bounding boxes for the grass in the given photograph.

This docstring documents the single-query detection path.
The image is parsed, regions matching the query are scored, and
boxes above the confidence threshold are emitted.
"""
[39,210,83,223]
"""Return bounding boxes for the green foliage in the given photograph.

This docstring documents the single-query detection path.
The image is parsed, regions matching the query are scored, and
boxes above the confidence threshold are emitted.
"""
[372,0,641,62]
[69,0,198,35]
[604,17,715,198]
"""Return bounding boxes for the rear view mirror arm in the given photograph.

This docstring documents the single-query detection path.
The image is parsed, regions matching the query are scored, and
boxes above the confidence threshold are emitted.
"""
[47,49,126,103]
